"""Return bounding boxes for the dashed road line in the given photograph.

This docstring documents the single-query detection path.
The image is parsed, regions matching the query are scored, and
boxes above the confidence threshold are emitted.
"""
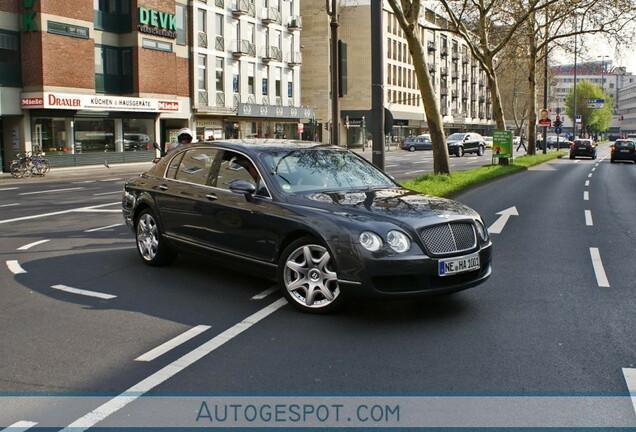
[251,286,278,300]
[19,187,84,196]
[589,248,610,288]
[17,239,51,251]
[584,191,589,201]
[0,202,119,225]
[6,260,27,274]
[1,421,38,431]
[84,223,124,233]
[93,191,121,196]
[50,284,117,300]
[0,203,20,208]
[585,210,593,226]
[135,325,212,362]
[59,298,287,432]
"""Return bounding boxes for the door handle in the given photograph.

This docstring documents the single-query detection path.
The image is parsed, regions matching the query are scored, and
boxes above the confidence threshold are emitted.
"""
[159,185,168,191]
[206,194,218,200]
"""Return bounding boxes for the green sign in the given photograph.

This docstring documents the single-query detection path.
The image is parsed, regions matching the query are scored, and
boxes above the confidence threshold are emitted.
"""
[21,0,37,32]
[47,21,89,39]
[138,7,176,30]
[492,130,512,158]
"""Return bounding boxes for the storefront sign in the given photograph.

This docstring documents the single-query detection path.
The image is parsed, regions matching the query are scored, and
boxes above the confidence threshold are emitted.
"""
[138,7,177,39]
[20,92,181,113]
[238,103,314,119]
[22,0,38,32]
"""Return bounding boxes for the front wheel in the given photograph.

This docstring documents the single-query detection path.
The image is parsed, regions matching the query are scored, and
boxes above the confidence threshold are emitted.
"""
[409,145,415,152]
[477,145,484,156]
[456,146,465,157]
[135,208,177,266]
[279,237,343,314]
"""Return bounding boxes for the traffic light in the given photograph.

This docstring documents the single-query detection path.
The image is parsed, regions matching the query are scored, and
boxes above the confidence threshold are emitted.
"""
[553,116,563,129]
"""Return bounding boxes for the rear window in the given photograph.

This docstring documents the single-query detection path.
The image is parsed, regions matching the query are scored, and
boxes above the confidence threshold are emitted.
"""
[615,141,635,149]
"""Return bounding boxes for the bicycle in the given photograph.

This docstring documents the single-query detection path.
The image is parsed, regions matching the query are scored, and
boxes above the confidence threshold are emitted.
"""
[9,151,51,178]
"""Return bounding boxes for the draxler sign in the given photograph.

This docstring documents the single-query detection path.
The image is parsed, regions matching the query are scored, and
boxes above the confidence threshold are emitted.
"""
[137,7,177,39]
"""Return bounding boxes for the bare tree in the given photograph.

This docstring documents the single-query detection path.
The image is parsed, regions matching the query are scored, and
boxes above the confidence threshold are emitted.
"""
[385,0,451,174]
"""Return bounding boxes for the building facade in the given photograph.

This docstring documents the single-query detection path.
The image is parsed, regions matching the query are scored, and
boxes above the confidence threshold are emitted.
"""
[0,0,313,172]
[300,0,495,147]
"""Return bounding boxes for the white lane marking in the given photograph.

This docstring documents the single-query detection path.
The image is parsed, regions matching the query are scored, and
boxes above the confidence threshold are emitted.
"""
[75,209,121,213]
[19,187,84,196]
[100,178,123,182]
[488,206,519,234]
[17,239,50,251]
[588,173,593,178]
[251,286,278,300]
[85,223,124,233]
[1,421,38,431]
[93,191,121,196]
[135,325,212,362]
[60,298,287,432]
[585,210,593,226]
[51,284,117,300]
[405,170,425,175]
[6,260,27,274]
[591,167,596,172]
[0,202,119,225]
[585,180,590,187]
[622,368,636,416]
[584,191,589,201]
[0,187,19,191]
[589,248,610,288]
[0,203,19,208]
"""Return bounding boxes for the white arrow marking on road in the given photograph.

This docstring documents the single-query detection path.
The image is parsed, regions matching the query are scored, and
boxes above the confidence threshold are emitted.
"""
[17,239,51,251]
[6,260,26,274]
[487,206,519,234]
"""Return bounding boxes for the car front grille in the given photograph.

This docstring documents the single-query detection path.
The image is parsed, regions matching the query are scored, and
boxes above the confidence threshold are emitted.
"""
[419,222,477,255]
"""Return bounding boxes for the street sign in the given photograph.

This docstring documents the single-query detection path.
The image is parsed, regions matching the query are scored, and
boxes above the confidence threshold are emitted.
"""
[555,126,562,134]
[587,98,605,108]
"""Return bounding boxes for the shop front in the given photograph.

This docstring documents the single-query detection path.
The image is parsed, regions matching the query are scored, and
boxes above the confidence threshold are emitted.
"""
[20,92,184,166]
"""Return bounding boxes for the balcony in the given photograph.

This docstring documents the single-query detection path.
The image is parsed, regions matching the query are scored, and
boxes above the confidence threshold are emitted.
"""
[198,32,208,48]
[451,90,458,99]
[440,47,448,57]
[232,39,256,57]
[451,51,459,61]
[427,41,437,52]
[232,0,255,17]
[427,63,435,73]
[198,90,209,106]
[288,16,302,31]
[262,46,282,62]
[261,7,281,24]
[440,66,448,76]
[462,91,468,100]
[462,73,469,82]
[287,51,302,66]
[215,36,224,50]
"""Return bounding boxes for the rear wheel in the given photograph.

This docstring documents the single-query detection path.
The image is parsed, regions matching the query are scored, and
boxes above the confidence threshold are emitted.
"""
[135,208,177,266]
[477,145,484,156]
[409,145,415,152]
[279,236,343,314]
[456,146,465,157]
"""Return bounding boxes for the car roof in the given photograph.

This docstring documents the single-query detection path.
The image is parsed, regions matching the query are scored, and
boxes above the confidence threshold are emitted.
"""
[188,139,339,153]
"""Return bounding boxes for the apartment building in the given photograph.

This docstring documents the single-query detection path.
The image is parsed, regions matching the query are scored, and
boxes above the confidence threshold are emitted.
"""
[0,0,312,171]
[300,0,495,147]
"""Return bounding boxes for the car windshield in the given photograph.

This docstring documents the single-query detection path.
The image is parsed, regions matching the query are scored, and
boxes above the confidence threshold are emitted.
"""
[447,133,467,140]
[260,149,397,193]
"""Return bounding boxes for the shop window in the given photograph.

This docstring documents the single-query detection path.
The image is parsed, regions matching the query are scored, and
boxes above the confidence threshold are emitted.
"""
[74,119,115,153]
[32,118,71,154]
[122,118,155,152]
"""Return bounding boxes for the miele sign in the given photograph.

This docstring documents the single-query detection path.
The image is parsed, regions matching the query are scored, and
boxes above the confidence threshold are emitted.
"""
[20,93,181,113]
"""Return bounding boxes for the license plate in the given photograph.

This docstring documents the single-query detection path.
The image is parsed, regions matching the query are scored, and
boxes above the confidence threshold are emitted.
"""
[620,149,630,153]
[439,253,480,276]
[578,146,587,150]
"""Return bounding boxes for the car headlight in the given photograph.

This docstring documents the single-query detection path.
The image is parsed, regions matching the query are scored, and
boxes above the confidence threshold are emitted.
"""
[359,231,383,252]
[475,219,489,242]
[387,230,411,253]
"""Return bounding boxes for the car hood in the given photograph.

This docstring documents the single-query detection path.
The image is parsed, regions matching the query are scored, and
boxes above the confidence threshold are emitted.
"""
[447,138,464,145]
[291,188,479,224]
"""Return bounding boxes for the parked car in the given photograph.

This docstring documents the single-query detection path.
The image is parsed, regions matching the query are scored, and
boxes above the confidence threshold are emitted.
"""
[569,139,597,159]
[610,139,636,163]
[483,136,494,149]
[401,135,432,151]
[446,132,486,157]
[122,140,492,314]
[545,135,571,149]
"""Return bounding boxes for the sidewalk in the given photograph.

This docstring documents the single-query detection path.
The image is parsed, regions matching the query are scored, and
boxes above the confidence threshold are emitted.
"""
[0,161,153,184]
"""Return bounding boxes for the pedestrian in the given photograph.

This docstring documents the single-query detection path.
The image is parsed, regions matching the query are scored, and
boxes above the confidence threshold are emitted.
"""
[516,132,527,151]
[169,127,194,152]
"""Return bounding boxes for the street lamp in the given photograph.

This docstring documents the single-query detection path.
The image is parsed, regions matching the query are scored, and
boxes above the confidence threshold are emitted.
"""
[597,55,609,91]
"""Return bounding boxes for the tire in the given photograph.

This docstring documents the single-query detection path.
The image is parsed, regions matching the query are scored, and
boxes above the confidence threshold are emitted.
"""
[279,236,343,314]
[41,159,51,174]
[477,145,484,156]
[409,145,415,152]
[456,146,465,157]
[135,208,176,266]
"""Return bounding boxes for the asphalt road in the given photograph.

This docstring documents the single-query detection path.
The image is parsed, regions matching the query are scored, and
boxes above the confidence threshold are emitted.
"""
[2,144,636,429]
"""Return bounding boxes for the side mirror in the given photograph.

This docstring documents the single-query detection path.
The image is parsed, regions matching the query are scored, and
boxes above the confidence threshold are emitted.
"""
[153,142,166,157]
[229,179,257,196]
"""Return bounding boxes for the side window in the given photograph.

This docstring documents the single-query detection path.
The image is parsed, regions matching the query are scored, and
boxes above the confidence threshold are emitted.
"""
[214,151,268,196]
[173,148,219,186]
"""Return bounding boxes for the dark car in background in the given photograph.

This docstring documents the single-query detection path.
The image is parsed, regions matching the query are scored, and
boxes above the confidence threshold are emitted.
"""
[569,139,596,159]
[400,134,432,151]
[446,132,486,157]
[610,139,636,163]
[122,140,492,314]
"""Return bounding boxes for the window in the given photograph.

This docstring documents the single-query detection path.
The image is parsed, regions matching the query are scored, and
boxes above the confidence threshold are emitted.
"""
[176,4,186,45]
[275,67,282,97]
[142,38,172,52]
[95,45,133,93]
[216,57,224,92]
[198,54,207,91]
[0,31,20,86]
[94,0,131,32]
[248,63,255,95]
[174,148,219,186]
[197,8,207,33]
[262,65,269,95]
[233,63,240,93]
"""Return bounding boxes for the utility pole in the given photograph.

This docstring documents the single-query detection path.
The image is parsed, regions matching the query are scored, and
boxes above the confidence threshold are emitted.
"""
[542,8,548,154]
[572,14,578,139]
[370,0,384,169]
[326,0,340,147]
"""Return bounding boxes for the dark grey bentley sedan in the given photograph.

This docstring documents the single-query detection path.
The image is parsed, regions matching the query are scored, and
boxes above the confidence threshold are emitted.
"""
[122,140,492,313]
